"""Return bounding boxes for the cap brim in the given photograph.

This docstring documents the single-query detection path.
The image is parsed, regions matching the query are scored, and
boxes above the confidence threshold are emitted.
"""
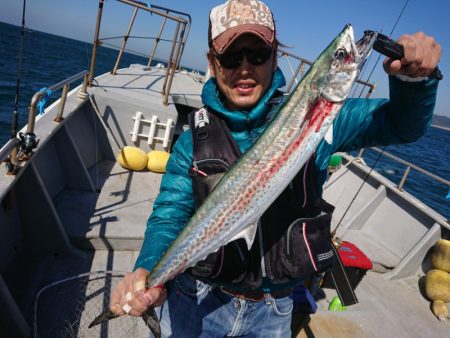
[212,24,274,54]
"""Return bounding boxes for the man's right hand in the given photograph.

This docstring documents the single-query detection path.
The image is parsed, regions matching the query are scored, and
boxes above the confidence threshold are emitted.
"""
[383,32,441,78]
[109,268,167,317]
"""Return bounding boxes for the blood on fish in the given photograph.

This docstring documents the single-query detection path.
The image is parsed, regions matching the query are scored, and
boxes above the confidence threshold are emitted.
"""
[307,98,334,132]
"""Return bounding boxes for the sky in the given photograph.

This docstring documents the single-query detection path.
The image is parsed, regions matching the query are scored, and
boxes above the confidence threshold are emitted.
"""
[1,0,449,117]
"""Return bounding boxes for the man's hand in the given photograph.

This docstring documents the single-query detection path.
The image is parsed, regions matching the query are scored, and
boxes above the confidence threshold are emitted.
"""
[109,268,167,317]
[383,32,441,78]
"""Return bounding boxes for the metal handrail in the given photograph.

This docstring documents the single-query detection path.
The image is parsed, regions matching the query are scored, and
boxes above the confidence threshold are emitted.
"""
[111,6,139,75]
[26,71,89,134]
[279,49,376,97]
[148,3,192,71]
[89,0,191,106]
[100,36,173,41]
[3,71,89,172]
[358,146,450,190]
[0,138,20,164]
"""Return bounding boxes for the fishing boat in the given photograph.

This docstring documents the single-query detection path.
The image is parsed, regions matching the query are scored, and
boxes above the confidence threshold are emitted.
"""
[0,1,448,337]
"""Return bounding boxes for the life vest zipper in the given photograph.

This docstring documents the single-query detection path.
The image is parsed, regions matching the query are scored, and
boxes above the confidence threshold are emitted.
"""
[191,160,208,177]
[194,158,230,168]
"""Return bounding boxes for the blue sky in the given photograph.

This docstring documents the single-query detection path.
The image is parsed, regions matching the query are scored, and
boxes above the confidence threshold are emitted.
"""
[1,0,449,116]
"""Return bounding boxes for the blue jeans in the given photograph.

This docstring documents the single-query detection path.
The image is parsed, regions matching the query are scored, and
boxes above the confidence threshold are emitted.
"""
[153,273,293,338]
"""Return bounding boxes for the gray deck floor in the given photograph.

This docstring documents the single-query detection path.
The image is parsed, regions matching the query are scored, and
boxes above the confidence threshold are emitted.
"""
[298,270,449,338]
[56,160,163,250]
[34,257,449,338]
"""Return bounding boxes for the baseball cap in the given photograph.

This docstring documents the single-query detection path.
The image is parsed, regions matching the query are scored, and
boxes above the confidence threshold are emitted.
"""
[208,0,276,54]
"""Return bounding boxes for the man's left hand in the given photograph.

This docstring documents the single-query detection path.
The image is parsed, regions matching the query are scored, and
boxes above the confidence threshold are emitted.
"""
[383,32,441,78]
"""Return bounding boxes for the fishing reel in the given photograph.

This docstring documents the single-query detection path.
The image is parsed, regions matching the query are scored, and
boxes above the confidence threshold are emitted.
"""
[18,131,39,159]
[4,132,40,175]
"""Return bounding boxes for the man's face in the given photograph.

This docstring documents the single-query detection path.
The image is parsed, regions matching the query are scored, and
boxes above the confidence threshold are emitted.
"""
[208,34,277,111]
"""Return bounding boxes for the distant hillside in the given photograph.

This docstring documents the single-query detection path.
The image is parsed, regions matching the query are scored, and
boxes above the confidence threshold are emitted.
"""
[432,114,450,129]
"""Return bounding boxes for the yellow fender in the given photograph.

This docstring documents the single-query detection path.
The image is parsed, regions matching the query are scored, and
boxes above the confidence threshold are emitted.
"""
[425,269,450,302]
[117,146,148,171]
[431,239,450,272]
[147,150,170,173]
[431,300,448,322]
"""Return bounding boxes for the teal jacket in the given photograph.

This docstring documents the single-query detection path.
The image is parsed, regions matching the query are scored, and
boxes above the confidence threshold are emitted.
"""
[135,68,438,277]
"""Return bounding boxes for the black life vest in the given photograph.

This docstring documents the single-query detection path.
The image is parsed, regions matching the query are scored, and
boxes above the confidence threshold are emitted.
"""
[187,106,335,289]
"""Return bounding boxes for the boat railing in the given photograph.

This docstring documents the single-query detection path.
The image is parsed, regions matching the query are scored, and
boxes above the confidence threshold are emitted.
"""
[88,0,191,106]
[278,49,376,97]
[2,71,89,172]
[0,139,20,168]
[3,0,192,173]
[357,147,450,191]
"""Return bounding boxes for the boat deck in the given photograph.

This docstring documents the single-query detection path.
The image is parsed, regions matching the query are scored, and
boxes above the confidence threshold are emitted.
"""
[1,64,449,337]
[28,251,450,338]
[55,160,162,250]
[297,270,449,338]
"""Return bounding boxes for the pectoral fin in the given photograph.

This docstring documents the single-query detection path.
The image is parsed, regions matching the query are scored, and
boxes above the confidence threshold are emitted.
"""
[324,124,333,144]
[228,220,259,250]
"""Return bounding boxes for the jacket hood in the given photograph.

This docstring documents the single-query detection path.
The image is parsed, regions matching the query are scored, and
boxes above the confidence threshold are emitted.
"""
[201,67,286,131]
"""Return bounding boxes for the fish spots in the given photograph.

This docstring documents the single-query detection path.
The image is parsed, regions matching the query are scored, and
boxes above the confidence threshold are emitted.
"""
[192,238,202,251]
[212,223,222,237]
[178,258,188,275]
[204,213,229,245]
[199,229,208,242]
[205,224,218,240]
[255,96,334,188]
[231,181,259,213]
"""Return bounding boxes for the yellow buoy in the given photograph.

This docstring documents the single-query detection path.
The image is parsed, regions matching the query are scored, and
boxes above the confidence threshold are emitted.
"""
[431,300,449,321]
[424,269,450,303]
[117,146,148,171]
[431,239,450,272]
[147,150,170,173]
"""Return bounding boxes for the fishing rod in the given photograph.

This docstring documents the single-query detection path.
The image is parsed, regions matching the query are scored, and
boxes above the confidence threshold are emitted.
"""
[5,0,27,174]
[11,0,27,141]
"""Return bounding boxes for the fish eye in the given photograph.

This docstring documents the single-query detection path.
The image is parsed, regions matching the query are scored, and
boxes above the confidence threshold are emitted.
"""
[334,48,348,61]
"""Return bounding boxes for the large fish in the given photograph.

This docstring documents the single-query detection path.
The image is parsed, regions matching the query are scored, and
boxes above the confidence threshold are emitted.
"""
[145,24,376,287]
[90,24,376,331]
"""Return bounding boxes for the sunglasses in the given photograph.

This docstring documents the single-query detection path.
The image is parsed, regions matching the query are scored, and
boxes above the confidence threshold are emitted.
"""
[214,47,274,69]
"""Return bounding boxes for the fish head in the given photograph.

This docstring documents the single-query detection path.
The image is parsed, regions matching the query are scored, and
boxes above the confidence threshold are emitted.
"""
[320,24,376,102]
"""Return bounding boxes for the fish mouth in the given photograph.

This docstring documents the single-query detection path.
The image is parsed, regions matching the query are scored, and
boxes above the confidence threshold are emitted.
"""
[354,30,377,62]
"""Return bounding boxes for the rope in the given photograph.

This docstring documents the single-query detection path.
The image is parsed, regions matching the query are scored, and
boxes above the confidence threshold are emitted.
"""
[77,89,89,101]
[37,87,53,115]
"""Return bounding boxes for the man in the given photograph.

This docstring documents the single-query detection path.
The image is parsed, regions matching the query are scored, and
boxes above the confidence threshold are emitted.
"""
[110,1,441,337]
